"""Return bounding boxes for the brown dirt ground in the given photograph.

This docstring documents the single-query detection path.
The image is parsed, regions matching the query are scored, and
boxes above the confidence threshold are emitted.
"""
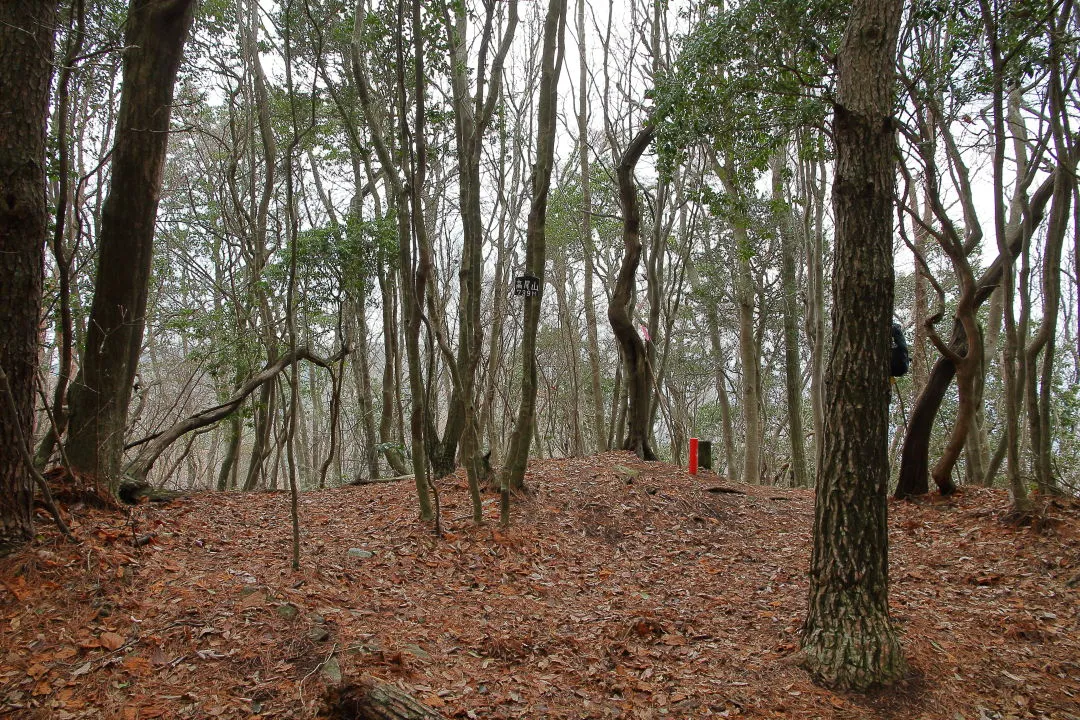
[1,451,1078,719]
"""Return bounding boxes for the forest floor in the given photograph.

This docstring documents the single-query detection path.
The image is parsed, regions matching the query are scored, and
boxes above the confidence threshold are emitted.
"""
[1,451,1079,719]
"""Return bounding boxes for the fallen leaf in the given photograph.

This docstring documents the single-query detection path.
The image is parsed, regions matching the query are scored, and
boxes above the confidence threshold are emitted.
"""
[240,593,265,610]
[99,632,126,651]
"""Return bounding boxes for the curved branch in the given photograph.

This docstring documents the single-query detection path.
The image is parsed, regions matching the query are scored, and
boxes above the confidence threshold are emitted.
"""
[123,346,348,484]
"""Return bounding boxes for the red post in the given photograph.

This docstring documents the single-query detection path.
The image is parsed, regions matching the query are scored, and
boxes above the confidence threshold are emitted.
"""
[689,437,699,475]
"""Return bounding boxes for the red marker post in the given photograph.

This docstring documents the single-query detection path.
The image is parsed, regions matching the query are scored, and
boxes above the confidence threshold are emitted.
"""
[689,437,699,475]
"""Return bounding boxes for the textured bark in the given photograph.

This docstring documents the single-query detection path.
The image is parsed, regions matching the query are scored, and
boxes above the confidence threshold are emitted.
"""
[801,0,906,690]
[323,678,447,720]
[64,0,197,489]
[608,127,657,462]
[0,0,58,553]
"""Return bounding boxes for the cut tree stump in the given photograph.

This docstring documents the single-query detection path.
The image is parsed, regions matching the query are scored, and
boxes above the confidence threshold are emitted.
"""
[322,678,448,720]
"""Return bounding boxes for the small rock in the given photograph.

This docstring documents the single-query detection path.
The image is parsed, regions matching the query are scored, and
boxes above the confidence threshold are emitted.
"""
[401,643,431,660]
[275,603,299,620]
[309,625,331,642]
[347,548,374,559]
[320,656,342,684]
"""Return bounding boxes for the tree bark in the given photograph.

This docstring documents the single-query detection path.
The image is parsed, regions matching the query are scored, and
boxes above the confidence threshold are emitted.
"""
[801,0,906,690]
[578,0,606,453]
[438,0,519,492]
[1025,21,1072,496]
[608,126,657,462]
[0,0,58,553]
[500,0,567,501]
[772,150,809,488]
[64,0,197,490]
[323,678,447,720]
[895,163,1062,498]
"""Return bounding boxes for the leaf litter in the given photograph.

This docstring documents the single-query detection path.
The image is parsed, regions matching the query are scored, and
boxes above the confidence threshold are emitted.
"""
[1,451,1078,719]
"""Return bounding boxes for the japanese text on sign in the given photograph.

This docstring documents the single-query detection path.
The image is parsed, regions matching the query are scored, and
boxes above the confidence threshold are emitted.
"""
[514,275,541,297]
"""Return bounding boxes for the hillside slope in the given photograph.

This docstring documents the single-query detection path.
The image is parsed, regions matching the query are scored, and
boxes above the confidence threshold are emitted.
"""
[2,452,1078,719]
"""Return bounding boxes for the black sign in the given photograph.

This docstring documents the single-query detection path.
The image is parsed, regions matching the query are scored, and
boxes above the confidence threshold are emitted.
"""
[514,274,541,297]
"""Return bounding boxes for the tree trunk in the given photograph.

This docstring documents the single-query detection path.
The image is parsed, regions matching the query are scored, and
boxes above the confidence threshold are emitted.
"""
[34,0,84,471]
[553,241,584,456]
[378,265,409,476]
[64,0,197,489]
[801,0,906,690]
[1025,31,1072,495]
[772,150,809,488]
[351,0,431,519]
[216,413,241,491]
[608,127,657,462]
[0,0,58,553]
[500,0,567,501]
[578,0,606,453]
[804,149,828,473]
[439,0,519,493]
[324,678,447,720]
[895,165,1061,498]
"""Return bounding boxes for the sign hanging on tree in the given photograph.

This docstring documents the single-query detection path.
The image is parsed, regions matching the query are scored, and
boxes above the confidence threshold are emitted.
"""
[514,274,541,297]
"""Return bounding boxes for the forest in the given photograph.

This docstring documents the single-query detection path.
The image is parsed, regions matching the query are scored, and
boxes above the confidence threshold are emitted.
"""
[1,0,1079,715]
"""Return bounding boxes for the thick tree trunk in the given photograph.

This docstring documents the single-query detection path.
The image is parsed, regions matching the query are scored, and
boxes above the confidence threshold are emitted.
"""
[801,0,906,690]
[0,0,58,553]
[64,0,197,489]
[608,127,657,462]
